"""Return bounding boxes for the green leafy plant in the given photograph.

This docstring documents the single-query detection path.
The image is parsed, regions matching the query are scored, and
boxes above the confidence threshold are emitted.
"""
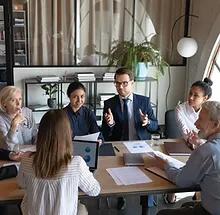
[41,84,58,99]
[104,40,168,78]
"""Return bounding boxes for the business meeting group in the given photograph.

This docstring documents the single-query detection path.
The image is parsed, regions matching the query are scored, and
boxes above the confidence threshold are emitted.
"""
[0,67,220,215]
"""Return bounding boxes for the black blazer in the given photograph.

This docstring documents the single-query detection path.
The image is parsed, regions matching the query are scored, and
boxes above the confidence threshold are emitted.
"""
[0,148,18,180]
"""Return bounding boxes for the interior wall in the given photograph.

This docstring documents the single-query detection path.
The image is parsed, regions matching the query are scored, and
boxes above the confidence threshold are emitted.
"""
[186,0,220,93]
[14,66,186,125]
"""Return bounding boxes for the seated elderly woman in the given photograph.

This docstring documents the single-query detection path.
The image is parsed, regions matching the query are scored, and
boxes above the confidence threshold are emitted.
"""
[0,86,37,150]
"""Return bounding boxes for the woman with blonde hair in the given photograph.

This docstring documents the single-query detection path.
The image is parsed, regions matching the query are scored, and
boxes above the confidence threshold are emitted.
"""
[0,86,37,150]
[17,109,100,215]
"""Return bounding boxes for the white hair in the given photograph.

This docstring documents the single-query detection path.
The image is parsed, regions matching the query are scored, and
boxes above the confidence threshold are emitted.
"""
[0,86,21,112]
[202,101,220,121]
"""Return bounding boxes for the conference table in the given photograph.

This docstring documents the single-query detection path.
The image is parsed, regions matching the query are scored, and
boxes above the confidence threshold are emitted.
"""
[0,139,200,215]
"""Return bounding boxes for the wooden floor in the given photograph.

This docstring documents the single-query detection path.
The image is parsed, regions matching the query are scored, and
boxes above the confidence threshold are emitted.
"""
[2,194,194,215]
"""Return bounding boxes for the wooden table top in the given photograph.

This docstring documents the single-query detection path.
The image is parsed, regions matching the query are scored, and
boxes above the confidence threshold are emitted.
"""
[0,139,198,201]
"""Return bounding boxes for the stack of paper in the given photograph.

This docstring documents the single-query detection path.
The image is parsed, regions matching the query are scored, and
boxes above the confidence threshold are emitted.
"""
[73,72,96,81]
[106,166,152,185]
[103,72,115,81]
[74,132,100,141]
[37,75,60,82]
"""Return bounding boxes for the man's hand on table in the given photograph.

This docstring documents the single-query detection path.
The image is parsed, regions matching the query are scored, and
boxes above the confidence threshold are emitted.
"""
[155,156,168,170]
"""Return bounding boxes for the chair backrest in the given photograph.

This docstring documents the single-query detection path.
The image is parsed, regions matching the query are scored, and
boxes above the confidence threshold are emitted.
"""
[164,109,181,138]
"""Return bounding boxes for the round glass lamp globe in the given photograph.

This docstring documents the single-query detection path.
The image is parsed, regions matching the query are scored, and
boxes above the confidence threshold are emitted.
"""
[177,37,198,58]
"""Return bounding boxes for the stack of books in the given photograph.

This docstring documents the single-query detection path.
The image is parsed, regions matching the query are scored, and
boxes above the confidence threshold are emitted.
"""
[99,93,115,107]
[14,18,24,26]
[103,72,115,81]
[37,75,60,82]
[73,72,96,81]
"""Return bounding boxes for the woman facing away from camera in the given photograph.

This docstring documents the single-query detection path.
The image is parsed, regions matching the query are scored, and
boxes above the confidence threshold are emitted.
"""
[0,86,37,150]
[17,109,100,215]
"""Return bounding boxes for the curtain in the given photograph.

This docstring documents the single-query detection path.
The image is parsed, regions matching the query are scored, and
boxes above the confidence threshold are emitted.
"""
[138,0,186,64]
[27,0,185,65]
[28,0,75,65]
[79,0,135,65]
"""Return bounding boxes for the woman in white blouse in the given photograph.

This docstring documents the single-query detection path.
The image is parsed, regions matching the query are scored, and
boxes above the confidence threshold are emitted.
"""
[175,77,212,143]
[17,109,100,215]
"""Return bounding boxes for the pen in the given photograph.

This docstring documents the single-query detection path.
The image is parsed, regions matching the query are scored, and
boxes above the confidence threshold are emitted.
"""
[114,146,120,152]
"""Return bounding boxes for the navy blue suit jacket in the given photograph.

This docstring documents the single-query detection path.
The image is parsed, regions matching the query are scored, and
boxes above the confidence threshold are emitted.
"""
[102,94,158,141]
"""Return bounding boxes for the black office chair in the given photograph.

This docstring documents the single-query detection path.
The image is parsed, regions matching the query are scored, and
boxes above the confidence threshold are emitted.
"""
[164,109,181,138]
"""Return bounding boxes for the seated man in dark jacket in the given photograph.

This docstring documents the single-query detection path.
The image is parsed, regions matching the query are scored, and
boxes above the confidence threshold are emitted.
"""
[0,148,22,180]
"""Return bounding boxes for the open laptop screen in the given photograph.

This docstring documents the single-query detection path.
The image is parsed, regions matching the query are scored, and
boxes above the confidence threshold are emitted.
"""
[72,140,99,171]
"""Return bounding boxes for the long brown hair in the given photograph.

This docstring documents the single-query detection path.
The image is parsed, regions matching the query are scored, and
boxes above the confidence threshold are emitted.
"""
[33,109,73,178]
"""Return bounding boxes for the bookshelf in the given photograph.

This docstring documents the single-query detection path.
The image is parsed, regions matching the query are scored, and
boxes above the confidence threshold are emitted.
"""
[0,9,27,66]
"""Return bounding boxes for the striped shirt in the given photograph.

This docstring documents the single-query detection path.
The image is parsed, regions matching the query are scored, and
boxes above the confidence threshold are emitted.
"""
[17,153,100,215]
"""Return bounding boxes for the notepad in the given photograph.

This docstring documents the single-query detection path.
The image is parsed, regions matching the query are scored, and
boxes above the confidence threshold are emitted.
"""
[123,153,144,166]
[164,141,193,156]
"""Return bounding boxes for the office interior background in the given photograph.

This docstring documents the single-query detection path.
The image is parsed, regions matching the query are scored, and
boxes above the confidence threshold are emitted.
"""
[0,0,220,125]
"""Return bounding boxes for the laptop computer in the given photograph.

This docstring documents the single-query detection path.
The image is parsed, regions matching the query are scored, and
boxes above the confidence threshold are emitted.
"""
[72,140,99,173]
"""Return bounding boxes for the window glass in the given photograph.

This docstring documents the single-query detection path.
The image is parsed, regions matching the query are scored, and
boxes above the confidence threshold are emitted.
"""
[12,0,186,66]
[209,65,220,101]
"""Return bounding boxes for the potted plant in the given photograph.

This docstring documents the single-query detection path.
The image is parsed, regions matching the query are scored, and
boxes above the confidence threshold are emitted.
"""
[104,40,168,80]
[41,84,58,108]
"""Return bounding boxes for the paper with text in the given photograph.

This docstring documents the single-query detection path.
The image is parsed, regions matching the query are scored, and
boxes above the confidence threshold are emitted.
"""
[74,132,100,141]
[107,166,152,185]
[123,141,153,153]
[146,151,185,182]
[154,151,185,168]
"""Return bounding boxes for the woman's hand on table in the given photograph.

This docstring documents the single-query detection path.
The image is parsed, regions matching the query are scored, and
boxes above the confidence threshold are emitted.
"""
[9,152,24,161]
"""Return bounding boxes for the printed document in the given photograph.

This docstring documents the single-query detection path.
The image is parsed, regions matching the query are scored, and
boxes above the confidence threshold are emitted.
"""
[123,141,153,153]
[107,166,152,185]
[74,132,100,141]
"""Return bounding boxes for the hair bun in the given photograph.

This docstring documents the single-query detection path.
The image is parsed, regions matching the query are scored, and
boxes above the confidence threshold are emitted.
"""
[203,77,213,86]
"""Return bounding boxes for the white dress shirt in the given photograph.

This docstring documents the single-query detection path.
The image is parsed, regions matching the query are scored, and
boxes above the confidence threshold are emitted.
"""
[119,93,139,140]
[175,101,200,141]
[17,153,100,215]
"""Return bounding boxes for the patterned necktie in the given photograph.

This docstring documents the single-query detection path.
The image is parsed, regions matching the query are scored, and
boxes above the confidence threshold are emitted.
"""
[122,98,129,140]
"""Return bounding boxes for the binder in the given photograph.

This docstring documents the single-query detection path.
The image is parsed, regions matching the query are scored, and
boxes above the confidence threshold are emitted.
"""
[164,141,193,156]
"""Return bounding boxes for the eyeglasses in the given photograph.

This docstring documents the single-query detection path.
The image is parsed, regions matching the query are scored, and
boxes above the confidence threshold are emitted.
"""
[114,81,131,87]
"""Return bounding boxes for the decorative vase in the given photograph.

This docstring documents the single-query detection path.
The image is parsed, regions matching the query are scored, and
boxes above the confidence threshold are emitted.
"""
[134,62,148,81]
[47,98,56,108]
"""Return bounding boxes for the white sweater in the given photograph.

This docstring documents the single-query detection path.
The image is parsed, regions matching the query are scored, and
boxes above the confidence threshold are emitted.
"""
[0,107,37,149]
[17,153,100,215]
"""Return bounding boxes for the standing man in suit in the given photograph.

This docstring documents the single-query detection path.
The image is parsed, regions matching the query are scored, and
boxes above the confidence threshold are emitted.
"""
[102,68,158,211]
